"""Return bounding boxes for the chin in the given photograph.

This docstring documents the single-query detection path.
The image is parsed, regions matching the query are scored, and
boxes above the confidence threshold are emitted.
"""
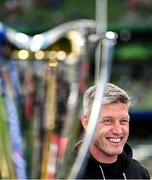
[110,149,123,155]
[107,145,123,155]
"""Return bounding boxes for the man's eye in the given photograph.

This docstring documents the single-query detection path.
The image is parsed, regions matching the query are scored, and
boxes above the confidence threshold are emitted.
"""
[103,119,112,125]
[121,119,129,125]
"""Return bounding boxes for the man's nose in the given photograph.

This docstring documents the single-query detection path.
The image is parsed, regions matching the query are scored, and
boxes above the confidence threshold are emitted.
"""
[112,122,123,134]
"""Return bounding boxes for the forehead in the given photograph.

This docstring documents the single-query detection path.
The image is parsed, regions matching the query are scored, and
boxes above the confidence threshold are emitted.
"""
[100,102,129,116]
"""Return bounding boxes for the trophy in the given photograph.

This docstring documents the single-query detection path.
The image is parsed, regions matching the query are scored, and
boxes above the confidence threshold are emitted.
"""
[0,17,117,179]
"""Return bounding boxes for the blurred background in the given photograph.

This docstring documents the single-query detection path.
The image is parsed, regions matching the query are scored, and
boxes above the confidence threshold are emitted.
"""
[0,0,152,178]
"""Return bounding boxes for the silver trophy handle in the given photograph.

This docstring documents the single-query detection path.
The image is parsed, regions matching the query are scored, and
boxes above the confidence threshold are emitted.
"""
[68,31,117,179]
[4,19,95,51]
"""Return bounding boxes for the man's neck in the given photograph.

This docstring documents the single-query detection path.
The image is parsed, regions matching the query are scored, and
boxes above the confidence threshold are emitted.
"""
[90,144,118,164]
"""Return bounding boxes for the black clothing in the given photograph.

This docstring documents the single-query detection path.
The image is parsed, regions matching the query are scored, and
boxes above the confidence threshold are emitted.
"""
[75,143,150,179]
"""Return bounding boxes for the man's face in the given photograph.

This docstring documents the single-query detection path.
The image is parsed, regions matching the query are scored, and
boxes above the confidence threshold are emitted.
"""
[93,102,130,158]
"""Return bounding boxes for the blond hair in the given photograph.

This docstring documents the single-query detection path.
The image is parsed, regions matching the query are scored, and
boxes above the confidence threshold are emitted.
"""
[83,83,131,116]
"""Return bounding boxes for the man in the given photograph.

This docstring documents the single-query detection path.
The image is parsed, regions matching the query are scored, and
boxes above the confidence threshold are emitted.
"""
[76,83,150,179]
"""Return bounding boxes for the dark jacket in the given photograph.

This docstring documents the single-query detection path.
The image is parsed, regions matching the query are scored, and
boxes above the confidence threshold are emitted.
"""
[75,143,150,179]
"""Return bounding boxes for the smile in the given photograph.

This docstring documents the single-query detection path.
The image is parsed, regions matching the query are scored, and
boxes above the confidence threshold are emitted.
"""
[107,137,121,143]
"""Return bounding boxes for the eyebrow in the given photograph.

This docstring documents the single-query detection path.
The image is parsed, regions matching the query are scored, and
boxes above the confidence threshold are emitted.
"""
[102,115,130,120]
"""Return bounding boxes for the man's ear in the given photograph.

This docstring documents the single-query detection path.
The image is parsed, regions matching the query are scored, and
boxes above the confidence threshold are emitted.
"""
[81,115,89,130]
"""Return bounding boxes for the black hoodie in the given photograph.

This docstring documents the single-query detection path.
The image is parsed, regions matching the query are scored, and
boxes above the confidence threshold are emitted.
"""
[75,143,150,179]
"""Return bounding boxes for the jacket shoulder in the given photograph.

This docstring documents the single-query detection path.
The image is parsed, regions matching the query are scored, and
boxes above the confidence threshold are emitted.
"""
[125,159,151,179]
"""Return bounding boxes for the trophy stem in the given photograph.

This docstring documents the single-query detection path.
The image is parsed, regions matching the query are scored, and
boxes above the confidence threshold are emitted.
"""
[40,58,57,179]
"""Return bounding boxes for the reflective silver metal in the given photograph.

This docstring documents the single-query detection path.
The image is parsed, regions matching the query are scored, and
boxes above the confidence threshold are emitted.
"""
[5,19,95,51]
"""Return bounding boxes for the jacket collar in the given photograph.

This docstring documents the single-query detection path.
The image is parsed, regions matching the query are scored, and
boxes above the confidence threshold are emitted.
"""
[74,139,133,172]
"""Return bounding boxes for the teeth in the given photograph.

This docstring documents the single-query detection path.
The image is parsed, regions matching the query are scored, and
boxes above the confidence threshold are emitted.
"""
[108,138,121,143]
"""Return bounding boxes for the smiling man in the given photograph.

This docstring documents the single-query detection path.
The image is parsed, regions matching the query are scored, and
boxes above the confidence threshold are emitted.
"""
[76,83,150,179]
